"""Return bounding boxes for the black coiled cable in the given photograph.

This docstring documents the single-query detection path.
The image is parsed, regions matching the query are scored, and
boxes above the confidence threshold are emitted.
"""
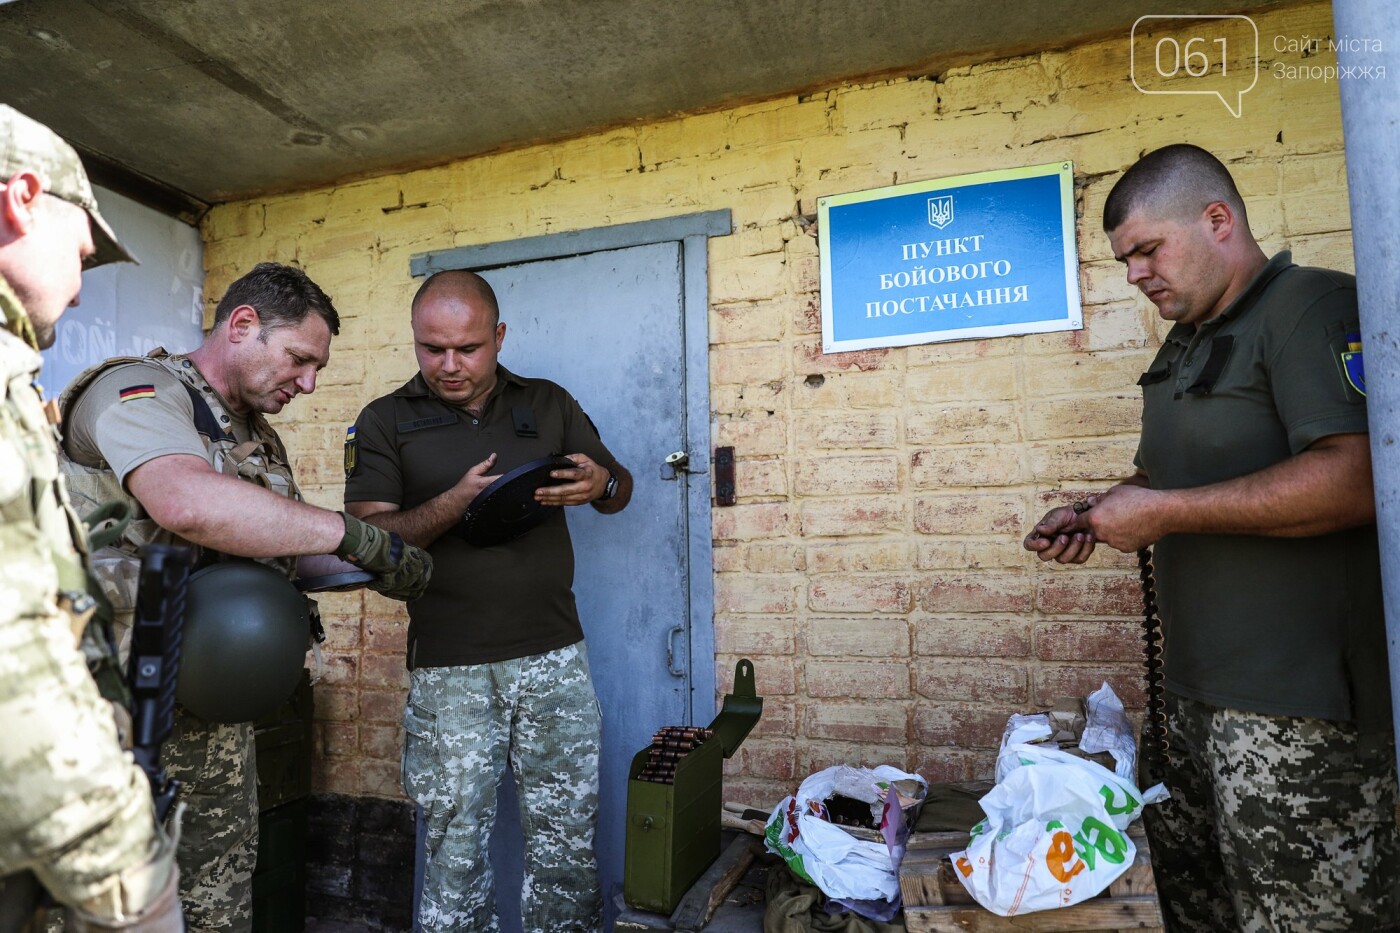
[1138,546,1168,783]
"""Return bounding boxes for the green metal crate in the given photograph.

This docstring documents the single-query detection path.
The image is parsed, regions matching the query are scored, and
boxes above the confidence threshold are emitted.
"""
[623,659,762,915]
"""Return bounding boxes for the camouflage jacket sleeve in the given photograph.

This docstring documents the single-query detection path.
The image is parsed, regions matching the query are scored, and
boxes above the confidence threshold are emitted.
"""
[0,333,158,905]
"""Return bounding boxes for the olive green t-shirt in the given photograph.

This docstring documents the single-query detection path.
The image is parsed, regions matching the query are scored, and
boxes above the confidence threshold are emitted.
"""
[1135,251,1388,729]
[344,366,616,668]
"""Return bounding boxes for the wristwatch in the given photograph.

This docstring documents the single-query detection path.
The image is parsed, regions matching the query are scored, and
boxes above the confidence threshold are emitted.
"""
[599,470,619,501]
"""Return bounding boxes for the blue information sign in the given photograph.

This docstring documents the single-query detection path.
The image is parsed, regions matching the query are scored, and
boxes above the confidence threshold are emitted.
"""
[818,161,1082,353]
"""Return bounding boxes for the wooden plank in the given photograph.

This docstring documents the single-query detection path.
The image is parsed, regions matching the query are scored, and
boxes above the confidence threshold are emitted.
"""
[719,810,766,836]
[904,895,1163,932]
[900,848,974,908]
[908,830,980,850]
[900,853,946,907]
[668,835,757,932]
[1107,845,1157,897]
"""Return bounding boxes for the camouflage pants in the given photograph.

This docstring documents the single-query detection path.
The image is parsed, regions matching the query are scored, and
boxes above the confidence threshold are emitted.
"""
[403,642,602,933]
[1143,693,1400,932]
[162,706,257,933]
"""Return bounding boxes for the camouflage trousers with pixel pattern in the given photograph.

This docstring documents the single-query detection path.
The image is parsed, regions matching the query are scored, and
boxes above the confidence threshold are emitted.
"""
[1142,693,1400,932]
[403,642,602,933]
[161,709,257,933]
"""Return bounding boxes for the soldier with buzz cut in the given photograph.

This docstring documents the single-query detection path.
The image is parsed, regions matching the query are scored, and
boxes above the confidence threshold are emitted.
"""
[0,105,183,930]
[1026,144,1397,931]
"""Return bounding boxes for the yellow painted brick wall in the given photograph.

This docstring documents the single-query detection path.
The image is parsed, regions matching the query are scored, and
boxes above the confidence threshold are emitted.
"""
[202,2,1353,804]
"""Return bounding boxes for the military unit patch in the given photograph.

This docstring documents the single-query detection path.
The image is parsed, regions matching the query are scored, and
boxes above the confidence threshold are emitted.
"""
[119,384,156,402]
[1341,331,1366,397]
[344,425,357,478]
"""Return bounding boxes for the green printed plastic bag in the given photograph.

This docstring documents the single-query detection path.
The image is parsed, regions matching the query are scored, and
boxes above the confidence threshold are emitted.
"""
[951,744,1168,916]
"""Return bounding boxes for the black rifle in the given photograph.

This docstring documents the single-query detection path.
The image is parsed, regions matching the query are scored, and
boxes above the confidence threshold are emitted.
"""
[127,544,195,822]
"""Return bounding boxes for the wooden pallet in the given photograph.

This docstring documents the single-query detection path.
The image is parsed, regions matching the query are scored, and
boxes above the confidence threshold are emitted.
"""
[899,823,1164,933]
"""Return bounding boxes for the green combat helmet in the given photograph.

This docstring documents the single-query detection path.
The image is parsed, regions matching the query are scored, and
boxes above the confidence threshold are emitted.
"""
[177,561,309,723]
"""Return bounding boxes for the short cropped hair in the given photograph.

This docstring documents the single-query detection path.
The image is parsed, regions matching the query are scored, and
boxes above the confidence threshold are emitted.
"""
[213,262,340,336]
[1103,144,1248,232]
[411,269,500,324]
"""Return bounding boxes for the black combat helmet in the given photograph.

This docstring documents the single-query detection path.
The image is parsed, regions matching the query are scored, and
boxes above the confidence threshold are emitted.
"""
[177,560,309,723]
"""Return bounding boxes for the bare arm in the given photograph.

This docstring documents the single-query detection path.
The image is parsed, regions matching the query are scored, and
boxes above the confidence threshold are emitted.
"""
[127,454,346,557]
[1083,433,1373,552]
[346,453,500,549]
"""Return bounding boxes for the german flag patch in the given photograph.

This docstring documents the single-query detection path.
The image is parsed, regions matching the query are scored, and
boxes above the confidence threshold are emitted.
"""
[119,385,156,402]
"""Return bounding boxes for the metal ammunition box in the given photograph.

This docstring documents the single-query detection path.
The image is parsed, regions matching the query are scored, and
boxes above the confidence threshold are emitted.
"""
[623,659,762,915]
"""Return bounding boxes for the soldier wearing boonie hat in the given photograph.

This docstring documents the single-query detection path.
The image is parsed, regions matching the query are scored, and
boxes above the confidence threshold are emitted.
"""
[0,104,183,930]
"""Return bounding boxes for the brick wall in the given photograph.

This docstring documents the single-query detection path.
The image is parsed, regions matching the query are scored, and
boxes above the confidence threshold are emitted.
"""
[201,1,1353,807]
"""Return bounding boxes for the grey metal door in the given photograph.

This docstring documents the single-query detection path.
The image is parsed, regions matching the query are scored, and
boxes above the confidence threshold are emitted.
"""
[484,241,694,929]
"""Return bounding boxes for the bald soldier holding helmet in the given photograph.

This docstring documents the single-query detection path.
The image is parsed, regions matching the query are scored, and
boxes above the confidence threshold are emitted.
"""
[0,105,182,930]
[57,261,433,932]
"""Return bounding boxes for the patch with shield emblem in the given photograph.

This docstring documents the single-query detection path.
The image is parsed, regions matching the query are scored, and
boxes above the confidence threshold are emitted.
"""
[344,425,357,478]
[1341,331,1366,397]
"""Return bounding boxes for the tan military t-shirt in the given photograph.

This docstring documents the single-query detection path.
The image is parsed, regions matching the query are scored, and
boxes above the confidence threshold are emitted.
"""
[63,361,252,483]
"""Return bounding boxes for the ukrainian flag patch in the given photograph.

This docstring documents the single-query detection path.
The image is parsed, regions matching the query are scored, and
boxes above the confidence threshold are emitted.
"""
[119,384,156,402]
[344,425,358,478]
[1341,331,1366,397]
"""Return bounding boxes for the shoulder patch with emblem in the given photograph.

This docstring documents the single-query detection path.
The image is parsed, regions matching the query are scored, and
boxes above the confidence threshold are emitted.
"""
[1341,331,1366,397]
[344,425,358,478]
[119,384,156,402]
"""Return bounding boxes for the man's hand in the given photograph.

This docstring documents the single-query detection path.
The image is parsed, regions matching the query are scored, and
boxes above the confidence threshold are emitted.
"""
[335,513,433,601]
[536,453,609,507]
[1077,484,1165,553]
[454,453,502,504]
[1024,502,1097,564]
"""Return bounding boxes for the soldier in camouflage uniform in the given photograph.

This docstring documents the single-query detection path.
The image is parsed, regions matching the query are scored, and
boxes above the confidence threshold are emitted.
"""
[1026,144,1398,930]
[345,270,634,932]
[0,105,183,930]
[59,262,434,933]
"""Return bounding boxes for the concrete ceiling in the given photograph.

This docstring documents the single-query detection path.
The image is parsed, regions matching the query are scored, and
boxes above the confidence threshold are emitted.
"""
[0,0,1297,219]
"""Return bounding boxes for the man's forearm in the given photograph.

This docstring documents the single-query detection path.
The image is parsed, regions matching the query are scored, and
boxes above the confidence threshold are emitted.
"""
[348,493,466,549]
[129,458,346,557]
[1150,434,1374,538]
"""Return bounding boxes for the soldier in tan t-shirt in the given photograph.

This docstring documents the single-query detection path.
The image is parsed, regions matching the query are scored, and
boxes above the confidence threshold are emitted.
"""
[60,263,434,933]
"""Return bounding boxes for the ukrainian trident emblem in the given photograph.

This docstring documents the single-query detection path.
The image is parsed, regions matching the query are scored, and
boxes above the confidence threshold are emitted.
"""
[927,195,954,229]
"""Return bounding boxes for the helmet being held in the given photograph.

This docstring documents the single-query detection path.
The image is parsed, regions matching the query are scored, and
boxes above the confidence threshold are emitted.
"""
[177,560,309,723]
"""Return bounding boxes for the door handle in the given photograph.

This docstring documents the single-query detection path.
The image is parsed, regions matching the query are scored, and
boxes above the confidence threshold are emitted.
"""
[667,624,686,677]
[661,450,706,480]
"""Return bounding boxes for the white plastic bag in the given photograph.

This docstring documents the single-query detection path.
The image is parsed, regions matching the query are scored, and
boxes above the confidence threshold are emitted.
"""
[952,744,1167,916]
[764,765,927,904]
[1079,682,1139,780]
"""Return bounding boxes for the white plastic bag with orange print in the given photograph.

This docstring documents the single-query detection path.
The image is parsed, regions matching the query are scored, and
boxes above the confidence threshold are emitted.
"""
[951,744,1168,916]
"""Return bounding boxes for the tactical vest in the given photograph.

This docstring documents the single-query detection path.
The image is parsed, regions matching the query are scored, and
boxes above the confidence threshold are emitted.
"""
[57,349,302,655]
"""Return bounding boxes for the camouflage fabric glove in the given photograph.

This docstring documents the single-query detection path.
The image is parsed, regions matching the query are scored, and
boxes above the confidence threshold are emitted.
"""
[335,513,433,601]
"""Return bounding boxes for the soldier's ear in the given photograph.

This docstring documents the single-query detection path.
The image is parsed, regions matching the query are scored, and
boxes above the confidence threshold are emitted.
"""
[0,171,44,236]
[225,304,262,343]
